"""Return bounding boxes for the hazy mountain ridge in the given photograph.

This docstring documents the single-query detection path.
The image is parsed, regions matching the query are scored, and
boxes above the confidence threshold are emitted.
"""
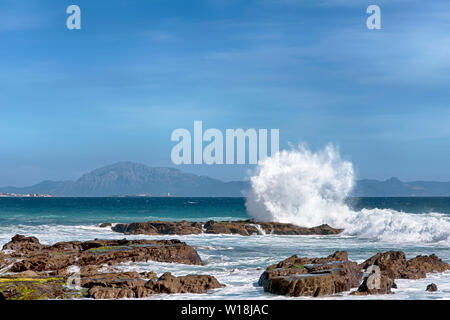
[1,162,449,197]
[353,177,450,197]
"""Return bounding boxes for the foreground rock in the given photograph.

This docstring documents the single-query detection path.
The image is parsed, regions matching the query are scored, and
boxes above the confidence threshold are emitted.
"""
[0,270,223,300]
[351,265,395,295]
[260,250,450,297]
[359,251,450,280]
[0,235,202,274]
[0,275,83,300]
[0,235,223,300]
[111,219,343,236]
[84,271,223,299]
[259,251,363,297]
[354,251,449,295]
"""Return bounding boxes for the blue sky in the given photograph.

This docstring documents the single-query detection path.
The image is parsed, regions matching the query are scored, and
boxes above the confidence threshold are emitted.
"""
[1,0,450,186]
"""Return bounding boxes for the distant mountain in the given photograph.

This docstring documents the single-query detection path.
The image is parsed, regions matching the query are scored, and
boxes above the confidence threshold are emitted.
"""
[0,162,249,197]
[1,163,449,197]
[352,177,450,197]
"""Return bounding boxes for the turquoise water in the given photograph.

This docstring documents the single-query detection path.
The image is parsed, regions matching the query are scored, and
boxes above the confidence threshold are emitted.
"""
[0,197,449,300]
[0,197,248,225]
[2,197,450,225]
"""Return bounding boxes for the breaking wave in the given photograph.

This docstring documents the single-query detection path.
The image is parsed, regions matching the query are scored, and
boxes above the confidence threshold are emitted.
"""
[246,144,450,244]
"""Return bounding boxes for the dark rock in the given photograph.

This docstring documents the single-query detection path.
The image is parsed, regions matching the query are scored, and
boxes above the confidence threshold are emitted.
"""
[0,235,203,274]
[360,251,406,279]
[0,275,82,300]
[351,265,395,295]
[2,235,43,253]
[85,271,223,299]
[145,272,224,294]
[112,221,203,235]
[111,220,343,236]
[402,255,450,279]
[259,250,349,286]
[260,251,362,297]
[98,223,112,228]
[360,251,450,281]
[426,283,438,292]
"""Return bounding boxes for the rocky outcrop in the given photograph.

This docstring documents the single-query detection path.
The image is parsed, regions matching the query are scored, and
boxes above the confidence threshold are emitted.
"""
[360,251,450,281]
[259,251,363,297]
[112,221,204,235]
[402,254,450,279]
[85,271,223,299]
[0,235,203,275]
[2,234,43,253]
[0,275,82,300]
[359,251,406,279]
[355,251,450,295]
[261,250,450,297]
[351,265,395,295]
[111,219,343,236]
[0,235,222,300]
[0,270,223,300]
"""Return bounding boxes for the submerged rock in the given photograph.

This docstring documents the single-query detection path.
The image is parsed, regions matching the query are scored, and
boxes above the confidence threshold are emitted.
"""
[111,219,343,236]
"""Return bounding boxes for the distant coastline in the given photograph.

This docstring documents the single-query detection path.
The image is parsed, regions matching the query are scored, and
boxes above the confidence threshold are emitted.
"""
[0,192,53,198]
[1,162,450,197]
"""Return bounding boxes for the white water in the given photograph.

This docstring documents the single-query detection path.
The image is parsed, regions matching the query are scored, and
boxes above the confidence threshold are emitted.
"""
[246,144,450,245]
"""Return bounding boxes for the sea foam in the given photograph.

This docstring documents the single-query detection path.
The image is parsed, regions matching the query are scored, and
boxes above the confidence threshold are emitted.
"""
[246,144,450,244]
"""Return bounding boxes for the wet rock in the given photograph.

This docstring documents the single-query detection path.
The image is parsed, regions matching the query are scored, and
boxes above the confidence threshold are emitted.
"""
[360,251,450,280]
[98,223,112,228]
[402,255,450,279]
[260,251,362,297]
[85,272,223,299]
[110,220,343,236]
[351,265,395,295]
[2,235,43,253]
[146,272,224,294]
[426,283,438,292]
[0,275,82,300]
[258,223,343,235]
[0,235,203,274]
[112,221,203,235]
[360,251,406,279]
[259,250,349,285]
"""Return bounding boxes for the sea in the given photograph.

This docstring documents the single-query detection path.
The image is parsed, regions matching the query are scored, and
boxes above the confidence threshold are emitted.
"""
[0,196,449,300]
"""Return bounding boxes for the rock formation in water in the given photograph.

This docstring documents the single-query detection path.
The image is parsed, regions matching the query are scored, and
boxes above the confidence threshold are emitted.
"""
[108,219,343,236]
[259,250,450,297]
[0,235,223,299]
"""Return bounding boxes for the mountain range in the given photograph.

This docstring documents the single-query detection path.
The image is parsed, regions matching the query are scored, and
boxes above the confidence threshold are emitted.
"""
[1,162,450,197]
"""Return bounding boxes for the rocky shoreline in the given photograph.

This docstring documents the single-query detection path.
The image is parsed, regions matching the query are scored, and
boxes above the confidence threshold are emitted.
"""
[0,235,222,299]
[259,250,450,297]
[1,234,449,300]
[106,219,343,236]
